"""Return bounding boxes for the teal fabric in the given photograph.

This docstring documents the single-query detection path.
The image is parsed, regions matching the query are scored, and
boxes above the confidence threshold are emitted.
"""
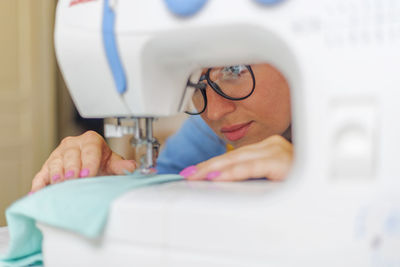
[0,173,183,267]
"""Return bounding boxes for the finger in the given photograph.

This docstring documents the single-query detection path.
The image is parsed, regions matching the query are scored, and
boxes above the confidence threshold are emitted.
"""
[80,142,104,178]
[189,135,293,181]
[31,147,64,191]
[31,167,50,192]
[103,152,137,175]
[63,146,81,180]
[47,154,65,184]
[210,158,288,181]
[209,160,260,181]
[189,144,292,181]
[47,136,79,184]
[186,148,267,180]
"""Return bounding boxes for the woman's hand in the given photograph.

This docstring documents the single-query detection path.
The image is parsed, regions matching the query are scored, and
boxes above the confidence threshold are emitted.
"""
[180,135,293,181]
[31,131,137,192]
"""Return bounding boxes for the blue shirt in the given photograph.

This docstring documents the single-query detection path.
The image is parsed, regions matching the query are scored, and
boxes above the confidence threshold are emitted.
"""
[156,116,226,174]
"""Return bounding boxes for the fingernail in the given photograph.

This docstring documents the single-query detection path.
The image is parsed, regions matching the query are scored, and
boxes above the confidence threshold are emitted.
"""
[65,170,75,179]
[52,174,61,182]
[28,191,34,196]
[206,171,221,180]
[179,165,197,179]
[79,168,90,178]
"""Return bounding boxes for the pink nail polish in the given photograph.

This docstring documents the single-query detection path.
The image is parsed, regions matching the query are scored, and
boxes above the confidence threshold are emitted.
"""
[206,171,221,180]
[28,191,34,195]
[65,170,75,179]
[79,168,90,178]
[52,174,61,182]
[179,165,197,178]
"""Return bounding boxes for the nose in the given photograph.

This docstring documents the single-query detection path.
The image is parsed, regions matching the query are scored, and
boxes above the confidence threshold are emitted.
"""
[204,88,236,121]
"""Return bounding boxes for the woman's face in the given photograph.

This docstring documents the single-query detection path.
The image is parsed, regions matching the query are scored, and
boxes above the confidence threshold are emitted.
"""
[200,63,291,148]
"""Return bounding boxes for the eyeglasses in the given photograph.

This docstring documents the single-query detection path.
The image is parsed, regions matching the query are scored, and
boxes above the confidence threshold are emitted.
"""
[185,65,256,115]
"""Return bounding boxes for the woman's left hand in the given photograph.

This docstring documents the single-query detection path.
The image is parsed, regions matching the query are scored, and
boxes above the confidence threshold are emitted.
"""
[181,135,293,181]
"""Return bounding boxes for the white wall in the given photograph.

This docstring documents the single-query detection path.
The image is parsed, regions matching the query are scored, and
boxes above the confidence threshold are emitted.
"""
[0,0,56,226]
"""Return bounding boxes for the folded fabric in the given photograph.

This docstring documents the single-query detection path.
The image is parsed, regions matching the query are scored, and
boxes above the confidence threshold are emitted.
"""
[0,173,183,267]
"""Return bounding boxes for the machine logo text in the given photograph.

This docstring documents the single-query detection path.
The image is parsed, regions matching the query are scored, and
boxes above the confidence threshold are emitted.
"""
[69,0,97,7]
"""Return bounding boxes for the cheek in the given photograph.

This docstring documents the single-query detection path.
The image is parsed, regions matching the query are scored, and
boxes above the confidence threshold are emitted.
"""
[245,80,291,130]
[200,114,219,133]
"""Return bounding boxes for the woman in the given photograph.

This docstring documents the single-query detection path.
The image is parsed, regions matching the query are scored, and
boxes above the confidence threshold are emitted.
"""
[31,63,293,192]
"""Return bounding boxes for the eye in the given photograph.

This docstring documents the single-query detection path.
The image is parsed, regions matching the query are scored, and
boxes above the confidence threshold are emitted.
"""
[221,65,248,80]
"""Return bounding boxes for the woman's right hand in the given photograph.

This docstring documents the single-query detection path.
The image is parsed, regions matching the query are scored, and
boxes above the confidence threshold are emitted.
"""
[31,131,137,193]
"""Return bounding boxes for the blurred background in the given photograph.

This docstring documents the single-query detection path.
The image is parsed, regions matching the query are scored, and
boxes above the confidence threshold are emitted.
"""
[0,0,187,226]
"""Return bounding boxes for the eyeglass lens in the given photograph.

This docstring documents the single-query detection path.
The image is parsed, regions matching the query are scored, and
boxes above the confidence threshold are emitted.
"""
[185,65,254,115]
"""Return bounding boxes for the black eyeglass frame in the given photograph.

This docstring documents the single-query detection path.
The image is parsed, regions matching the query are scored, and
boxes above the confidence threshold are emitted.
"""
[185,65,256,115]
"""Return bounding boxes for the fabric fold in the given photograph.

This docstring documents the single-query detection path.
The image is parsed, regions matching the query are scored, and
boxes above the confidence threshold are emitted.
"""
[0,173,183,267]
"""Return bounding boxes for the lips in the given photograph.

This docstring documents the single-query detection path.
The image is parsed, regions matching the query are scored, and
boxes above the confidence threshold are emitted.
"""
[220,121,253,142]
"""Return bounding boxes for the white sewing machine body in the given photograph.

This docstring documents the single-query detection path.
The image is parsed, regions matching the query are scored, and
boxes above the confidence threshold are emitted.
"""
[38,180,400,267]
[43,0,400,266]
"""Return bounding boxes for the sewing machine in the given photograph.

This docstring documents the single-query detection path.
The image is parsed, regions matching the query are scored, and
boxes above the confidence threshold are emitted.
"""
[38,0,400,266]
